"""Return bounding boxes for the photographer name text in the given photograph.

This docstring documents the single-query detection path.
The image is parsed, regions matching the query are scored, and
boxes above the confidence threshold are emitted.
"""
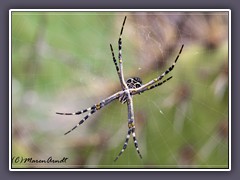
[12,156,68,164]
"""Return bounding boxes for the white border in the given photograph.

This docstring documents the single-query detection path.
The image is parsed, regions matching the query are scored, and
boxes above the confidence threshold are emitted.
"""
[9,9,231,171]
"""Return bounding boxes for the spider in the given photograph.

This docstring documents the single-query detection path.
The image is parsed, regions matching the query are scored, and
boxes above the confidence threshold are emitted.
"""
[56,16,184,162]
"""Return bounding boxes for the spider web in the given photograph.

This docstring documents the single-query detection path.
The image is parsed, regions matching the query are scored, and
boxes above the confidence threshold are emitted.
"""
[11,11,229,169]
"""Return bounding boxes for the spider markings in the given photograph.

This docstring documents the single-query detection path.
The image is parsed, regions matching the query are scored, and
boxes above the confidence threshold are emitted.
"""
[118,16,127,63]
[119,77,143,103]
[57,91,124,135]
[126,77,142,89]
[110,44,119,72]
[56,16,184,161]
[144,76,173,91]
[117,16,128,90]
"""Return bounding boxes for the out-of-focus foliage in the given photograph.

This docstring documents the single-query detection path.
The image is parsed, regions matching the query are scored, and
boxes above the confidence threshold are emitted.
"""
[12,11,229,168]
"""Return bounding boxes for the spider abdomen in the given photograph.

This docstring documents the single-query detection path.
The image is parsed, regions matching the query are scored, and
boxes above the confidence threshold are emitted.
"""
[126,77,142,89]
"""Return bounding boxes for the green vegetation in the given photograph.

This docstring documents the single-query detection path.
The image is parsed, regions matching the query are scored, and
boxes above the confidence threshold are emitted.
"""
[12,12,229,168]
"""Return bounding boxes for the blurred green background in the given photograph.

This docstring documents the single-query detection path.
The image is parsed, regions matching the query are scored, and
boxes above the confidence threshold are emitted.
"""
[11,11,229,168]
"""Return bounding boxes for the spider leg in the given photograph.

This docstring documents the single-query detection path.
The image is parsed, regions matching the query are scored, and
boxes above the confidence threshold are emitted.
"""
[56,91,123,115]
[64,109,96,135]
[118,16,128,89]
[110,44,124,88]
[153,44,183,81]
[134,44,184,93]
[137,76,173,94]
[63,100,106,135]
[110,44,119,73]
[126,90,143,160]
[56,106,95,115]
[114,127,142,161]
[115,90,142,161]
[58,91,123,135]
[128,105,143,159]
[56,101,105,116]
[132,126,142,159]
[114,128,132,162]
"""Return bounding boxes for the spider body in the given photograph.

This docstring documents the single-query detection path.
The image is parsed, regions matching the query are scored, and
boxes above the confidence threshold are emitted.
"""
[57,16,184,162]
[119,77,143,103]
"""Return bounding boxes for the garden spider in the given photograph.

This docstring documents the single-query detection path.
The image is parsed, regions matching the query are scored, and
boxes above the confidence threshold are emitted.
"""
[56,16,184,162]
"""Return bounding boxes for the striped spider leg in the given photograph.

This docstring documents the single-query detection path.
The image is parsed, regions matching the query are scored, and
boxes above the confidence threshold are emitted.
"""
[110,16,128,90]
[131,44,184,96]
[56,91,124,135]
[114,88,142,161]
